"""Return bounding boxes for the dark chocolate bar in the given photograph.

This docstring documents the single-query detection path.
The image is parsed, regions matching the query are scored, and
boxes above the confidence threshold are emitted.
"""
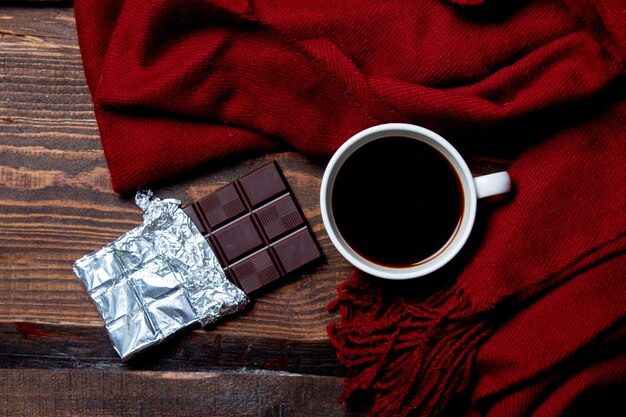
[183,162,321,293]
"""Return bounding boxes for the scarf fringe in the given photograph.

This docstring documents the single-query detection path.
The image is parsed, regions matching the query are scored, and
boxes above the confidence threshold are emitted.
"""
[327,271,491,417]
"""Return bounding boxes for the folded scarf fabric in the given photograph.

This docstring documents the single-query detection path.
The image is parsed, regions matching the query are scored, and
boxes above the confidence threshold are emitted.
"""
[74,0,625,416]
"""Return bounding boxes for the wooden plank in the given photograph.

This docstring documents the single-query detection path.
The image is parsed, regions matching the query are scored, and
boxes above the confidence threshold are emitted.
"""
[0,322,343,376]
[0,369,369,417]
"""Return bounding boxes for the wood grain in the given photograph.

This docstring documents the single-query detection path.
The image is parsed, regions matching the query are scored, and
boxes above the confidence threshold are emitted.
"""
[0,369,369,417]
[0,322,344,375]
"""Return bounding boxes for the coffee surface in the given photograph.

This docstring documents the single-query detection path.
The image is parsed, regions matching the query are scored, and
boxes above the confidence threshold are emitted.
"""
[332,137,463,267]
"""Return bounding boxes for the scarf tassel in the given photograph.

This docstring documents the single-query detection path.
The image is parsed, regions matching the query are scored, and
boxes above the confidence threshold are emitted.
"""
[328,271,491,417]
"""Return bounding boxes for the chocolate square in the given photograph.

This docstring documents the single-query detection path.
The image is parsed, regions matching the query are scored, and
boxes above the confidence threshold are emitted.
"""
[196,183,246,229]
[212,215,264,263]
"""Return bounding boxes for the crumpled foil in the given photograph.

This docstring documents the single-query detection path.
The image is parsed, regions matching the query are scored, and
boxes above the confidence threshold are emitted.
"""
[73,191,249,360]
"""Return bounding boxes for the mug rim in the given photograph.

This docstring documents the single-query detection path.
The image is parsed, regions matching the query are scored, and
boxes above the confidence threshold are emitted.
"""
[320,123,477,280]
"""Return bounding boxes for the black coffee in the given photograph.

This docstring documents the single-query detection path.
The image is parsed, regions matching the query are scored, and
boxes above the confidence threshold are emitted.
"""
[332,136,463,267]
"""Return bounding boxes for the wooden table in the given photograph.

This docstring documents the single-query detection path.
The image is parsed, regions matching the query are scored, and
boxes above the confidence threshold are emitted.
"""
[0,3,508,416]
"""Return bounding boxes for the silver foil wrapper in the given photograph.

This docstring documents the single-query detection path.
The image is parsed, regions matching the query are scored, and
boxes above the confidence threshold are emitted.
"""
[73,191,249,360]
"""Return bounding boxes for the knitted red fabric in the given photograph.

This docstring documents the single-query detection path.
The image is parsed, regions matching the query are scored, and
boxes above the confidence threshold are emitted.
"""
[74,0,625,416]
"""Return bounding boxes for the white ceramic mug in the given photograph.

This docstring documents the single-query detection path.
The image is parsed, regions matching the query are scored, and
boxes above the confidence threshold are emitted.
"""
[320,123,511,280]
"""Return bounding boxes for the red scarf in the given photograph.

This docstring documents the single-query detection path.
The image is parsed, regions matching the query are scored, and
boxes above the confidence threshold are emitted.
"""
[75,0,625,415]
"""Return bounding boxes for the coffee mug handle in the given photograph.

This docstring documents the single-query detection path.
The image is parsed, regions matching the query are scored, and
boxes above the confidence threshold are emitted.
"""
[474,172,512,199]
